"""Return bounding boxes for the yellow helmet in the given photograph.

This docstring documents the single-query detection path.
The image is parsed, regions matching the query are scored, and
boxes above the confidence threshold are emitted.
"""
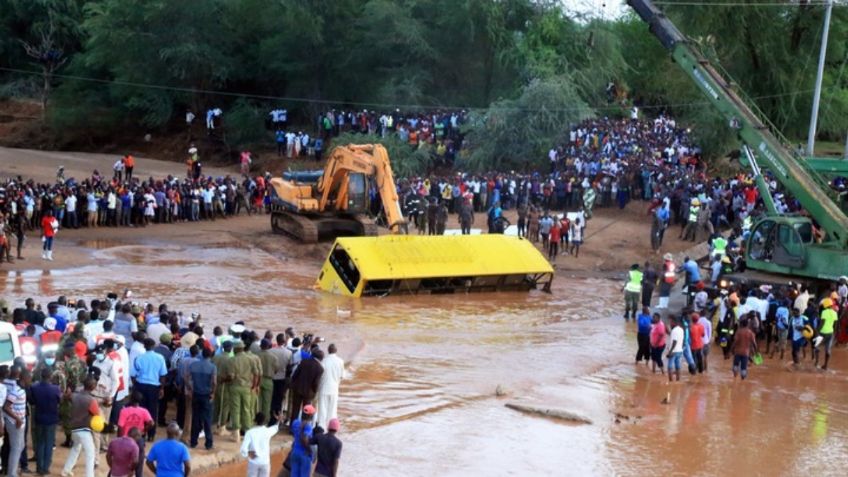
[692,198,700,206]
[802,325,814,340]
[821,298,833,309]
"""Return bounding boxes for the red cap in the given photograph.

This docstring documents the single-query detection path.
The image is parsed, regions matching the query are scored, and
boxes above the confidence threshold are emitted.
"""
[328,418,340,431]
[302,404,316,416]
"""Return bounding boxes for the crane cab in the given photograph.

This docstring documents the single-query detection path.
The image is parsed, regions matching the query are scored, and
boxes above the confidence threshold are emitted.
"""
[746,216,811,270]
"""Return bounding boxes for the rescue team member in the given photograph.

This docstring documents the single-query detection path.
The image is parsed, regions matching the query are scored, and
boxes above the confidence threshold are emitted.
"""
[710,233,728,260]
[257,339,279,424]
[222,340,256,435]
[680,198,699,242]
[818,299,839,370]
[622,264,642,321]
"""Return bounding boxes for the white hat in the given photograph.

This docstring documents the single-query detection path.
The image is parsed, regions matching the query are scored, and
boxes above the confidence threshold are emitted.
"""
[43,317,57,331]
[230,324,246,334]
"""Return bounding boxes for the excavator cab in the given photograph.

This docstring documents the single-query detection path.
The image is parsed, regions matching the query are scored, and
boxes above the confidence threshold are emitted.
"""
[747,217,808,269]
[346,172,368,212]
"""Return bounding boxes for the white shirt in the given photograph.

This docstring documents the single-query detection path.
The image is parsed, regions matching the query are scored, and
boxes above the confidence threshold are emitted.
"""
[65,195,77,213]
[240,425,279,466]
[318,353,345,397]
[670,326,684,353]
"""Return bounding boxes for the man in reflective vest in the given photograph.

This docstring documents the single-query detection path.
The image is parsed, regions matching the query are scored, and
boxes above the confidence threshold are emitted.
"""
[622,264,643,321]
[710,233,728,260]
[680,198,699,242]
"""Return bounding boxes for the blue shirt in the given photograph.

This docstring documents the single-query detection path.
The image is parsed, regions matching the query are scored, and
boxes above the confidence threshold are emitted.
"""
[31,381,62,426]
[776,307,790,330]
[49,313,68,333]
[637,313,652,334]
[791,315,807,342]
[188,358,217,396]
[291,419,313,457]
[147,439,190,477]
[683,260,701,283]
[132,351,167,386]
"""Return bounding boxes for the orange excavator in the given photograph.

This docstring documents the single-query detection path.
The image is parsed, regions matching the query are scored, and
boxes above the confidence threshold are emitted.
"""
[268,144,407,243]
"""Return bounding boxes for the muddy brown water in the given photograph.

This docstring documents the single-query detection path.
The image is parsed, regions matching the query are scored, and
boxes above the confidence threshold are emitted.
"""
[2,241,847,476]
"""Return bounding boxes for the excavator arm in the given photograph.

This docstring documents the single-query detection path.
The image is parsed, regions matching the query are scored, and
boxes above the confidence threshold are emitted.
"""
[317,144,407,233]
[628,0,848,249]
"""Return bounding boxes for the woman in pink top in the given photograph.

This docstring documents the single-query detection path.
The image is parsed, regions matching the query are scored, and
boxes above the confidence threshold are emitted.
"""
[649,313,667,374]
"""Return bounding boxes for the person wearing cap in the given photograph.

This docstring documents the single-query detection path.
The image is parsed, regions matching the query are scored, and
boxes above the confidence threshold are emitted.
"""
[257,339,279,422]
[223,340,257,434]
[312,418,342,477]
[212,340,234,428]
[91,342,120,456]
[818,299,838,370]
[240,412,285,477]
[290,404,316,477]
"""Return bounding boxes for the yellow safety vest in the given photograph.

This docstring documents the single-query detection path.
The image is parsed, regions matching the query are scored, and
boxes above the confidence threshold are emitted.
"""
[688,206,699,223]
[713,237,727,255]
[625,270,643,292]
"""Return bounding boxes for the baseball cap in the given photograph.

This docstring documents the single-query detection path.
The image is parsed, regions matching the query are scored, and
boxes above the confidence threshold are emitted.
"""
[302,404,316,415]
[327,418,340,431]
[43,317,57,331]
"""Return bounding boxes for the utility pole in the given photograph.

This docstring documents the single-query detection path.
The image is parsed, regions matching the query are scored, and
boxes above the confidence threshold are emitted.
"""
[806,0,833,157]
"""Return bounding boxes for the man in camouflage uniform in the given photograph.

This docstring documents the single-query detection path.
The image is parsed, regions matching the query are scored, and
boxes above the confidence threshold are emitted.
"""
[212,340,233,429]
[59,342,87,446]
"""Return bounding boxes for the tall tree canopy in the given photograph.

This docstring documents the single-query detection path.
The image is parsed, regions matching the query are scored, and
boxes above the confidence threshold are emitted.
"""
[0,0,845,169]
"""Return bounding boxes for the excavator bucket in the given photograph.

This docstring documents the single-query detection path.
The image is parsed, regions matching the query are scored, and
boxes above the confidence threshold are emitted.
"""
[316,235,554,297]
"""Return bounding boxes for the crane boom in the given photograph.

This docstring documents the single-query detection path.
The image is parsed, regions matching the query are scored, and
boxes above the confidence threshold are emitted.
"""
[627,0,848,249]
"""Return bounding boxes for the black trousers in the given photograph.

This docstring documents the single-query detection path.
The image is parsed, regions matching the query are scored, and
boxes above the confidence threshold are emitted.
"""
[269,379,288,425]
[636,332,651,362]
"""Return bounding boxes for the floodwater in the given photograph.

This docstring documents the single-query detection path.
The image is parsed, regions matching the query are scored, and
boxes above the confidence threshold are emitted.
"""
[1,240,847,476]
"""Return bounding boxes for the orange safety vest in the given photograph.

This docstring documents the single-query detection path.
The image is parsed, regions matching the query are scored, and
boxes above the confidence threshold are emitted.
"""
[124,155,135,168]
[663,260,676,284]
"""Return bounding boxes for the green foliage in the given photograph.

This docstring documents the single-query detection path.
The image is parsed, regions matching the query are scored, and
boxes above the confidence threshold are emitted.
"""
[329,132,432,178]
[462,76,591,172]
[226,99,266,148]
[0,0,846,166]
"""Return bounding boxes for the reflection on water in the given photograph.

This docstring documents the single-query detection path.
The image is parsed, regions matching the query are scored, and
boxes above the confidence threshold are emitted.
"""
[2,243,847,475]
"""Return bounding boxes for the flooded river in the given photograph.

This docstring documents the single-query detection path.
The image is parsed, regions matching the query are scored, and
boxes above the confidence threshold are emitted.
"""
[2,240,846,476]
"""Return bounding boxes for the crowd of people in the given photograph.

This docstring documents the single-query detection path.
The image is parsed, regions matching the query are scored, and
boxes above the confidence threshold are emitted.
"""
[0,291,344,477]
[623,255,848,381]
[0,155,273,262]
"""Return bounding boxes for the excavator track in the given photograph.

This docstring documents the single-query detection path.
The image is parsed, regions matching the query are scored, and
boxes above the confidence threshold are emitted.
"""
[353,214,379,237]
[271,211,319,243]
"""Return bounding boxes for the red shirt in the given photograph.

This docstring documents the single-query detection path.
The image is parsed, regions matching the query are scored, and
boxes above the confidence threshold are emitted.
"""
[117,406,153,436]
[744,188,758,204]
[690,322,705,350]
[41,216,56,238]
[549,224,561,243]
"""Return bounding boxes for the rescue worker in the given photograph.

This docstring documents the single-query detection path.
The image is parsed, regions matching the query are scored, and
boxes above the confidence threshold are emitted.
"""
[710,233,728,260]
[212,340,233,429]
[657,253,675,309]
[622,264,643,321]
[224,340,256,435]
[680,198,699,242]
[257,339,280,422]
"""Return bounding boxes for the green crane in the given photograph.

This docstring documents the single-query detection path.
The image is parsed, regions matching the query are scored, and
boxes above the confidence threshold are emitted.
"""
[628,0,848,281]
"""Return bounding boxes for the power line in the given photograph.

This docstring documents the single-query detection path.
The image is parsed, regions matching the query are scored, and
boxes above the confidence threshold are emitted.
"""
[0,65,839,114]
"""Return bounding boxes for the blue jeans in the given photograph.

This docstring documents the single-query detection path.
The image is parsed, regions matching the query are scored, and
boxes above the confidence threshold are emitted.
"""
[42,236,53,251]
[191,394,213,449]
[34,423,56,473]
[290,451,312,477]
[667,352,682,371]
[733,355,749,379]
